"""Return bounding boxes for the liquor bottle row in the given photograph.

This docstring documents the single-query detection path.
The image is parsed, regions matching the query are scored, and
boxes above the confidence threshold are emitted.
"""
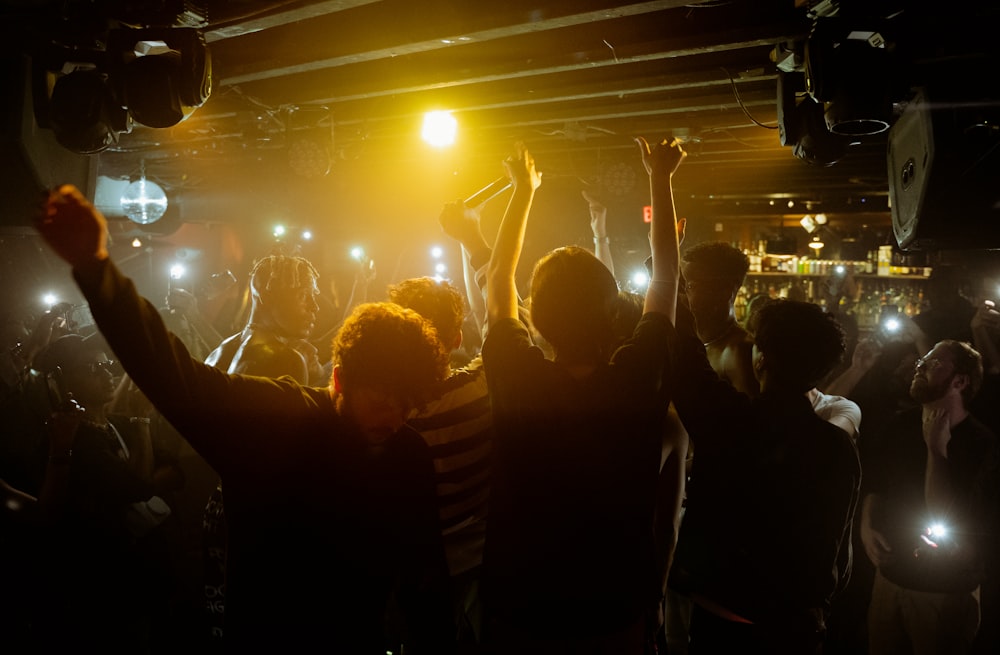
[743,246,933,278]
[734,277,928,329]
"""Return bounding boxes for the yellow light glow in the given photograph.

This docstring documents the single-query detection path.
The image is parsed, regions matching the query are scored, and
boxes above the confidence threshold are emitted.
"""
[422,111,457,147]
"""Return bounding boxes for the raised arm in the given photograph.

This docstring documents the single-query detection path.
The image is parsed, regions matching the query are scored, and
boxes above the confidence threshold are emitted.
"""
[439,200,491,335]
[486,144,541,327]
[582,189,614,277]
[635,137,686,321]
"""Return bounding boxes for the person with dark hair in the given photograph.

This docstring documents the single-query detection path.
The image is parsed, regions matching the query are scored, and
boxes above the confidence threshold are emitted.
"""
[390,274,493,651]
[206,253,324,384]
[665,296,861,653]
[200,252,325,646]
[861,339,998,655]
[34,185,455,653]
[681,240,757,395]
[481,138,685,652]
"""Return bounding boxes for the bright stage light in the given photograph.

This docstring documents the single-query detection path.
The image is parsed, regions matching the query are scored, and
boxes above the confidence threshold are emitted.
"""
[430,245,443,259]
[42,292,59,307]
[169,263,186,280]
[422,111,457,147]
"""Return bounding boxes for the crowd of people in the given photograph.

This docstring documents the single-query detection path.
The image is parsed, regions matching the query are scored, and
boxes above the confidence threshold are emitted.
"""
[1,136,999,655]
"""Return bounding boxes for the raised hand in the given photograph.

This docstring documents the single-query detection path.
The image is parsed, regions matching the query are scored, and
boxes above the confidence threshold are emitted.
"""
[439,200,485,247]
[635,136,686,179]
[502,142,542,193]
[35,185,110,267]
[922,406,952,457]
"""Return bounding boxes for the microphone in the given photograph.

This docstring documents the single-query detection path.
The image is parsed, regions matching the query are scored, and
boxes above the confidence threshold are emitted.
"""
[464,176,512,208]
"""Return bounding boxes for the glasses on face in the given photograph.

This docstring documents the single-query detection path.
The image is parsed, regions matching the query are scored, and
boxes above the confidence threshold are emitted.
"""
[914,356,945,372]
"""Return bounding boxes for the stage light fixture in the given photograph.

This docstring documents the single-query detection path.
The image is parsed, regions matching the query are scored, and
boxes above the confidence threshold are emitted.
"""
[46,67,127,154]
[110,27,212,129]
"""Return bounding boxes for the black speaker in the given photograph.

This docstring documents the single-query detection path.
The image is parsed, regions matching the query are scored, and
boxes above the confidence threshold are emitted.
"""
[888,86,1000,250]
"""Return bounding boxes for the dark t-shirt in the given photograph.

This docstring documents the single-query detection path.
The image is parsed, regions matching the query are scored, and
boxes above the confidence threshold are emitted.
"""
[74,259,451,653]
[863,406,999,593]
[481,313,671,637]
[666,318,861,629]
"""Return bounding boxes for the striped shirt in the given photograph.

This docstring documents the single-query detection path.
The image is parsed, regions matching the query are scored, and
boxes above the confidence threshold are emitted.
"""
[408,355,492,576]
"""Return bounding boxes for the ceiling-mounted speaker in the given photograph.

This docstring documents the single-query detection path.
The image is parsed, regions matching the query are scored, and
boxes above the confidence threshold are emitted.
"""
[889,86,1000,250]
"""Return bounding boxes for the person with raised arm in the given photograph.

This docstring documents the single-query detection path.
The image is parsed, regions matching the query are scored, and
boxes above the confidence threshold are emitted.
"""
[480,138,684,653]
[34,185,455,654]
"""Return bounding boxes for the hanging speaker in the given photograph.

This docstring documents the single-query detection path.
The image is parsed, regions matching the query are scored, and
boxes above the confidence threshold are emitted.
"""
[889,86,1000,250]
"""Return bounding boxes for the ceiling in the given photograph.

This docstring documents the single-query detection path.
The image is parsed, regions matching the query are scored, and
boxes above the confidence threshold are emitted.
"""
[4,1,999,256]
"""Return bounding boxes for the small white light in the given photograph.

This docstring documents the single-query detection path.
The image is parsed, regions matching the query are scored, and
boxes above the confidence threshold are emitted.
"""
[808,239,825,250]
[350,246,364,261]
[42,292,58,307]
[435,262,447,274]
[131,238,143,248]
[928,523,947,538]
[884,317,900,332]
[273,225,286,238]
[169,263,186,280]
[301,230,313,241]
[834,265,846,275]
[814,212,828,225]
[632,270,650,289]
[787,199,795,209]
[430,246,444,259]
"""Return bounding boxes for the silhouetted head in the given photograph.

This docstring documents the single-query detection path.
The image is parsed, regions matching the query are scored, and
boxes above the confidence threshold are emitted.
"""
[528,246,618,365]
[332,302,449,443]
[388,277,466,352]
[248,255,320,338]
[752,300,845,392]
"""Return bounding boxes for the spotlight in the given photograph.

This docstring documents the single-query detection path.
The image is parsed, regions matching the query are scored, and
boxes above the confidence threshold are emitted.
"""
[631,270,650,289]
[422,110,457,147]
[121,177,168,225]
[430,246,443,259]
[301,230,313,241]
[132,238,143,248]
[169,263,187,280]
[350,246,365,261]
[814,212,828,225]
[42,292,59,307]
[800,215,818,233]
[808,237,825,250]
[273,225,287,238]
[435,262,447,274]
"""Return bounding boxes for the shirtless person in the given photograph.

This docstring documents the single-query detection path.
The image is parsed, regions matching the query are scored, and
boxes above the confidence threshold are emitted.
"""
[681,241,757,396]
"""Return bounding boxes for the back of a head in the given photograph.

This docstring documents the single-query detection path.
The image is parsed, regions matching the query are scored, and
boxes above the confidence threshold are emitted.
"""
[681,241,749,289]
[249,254,319,297]
[388,277,466,351]
[332,302,449,408]
[754,300,845,392]
[528,246,618,364]
[32,333,93,374]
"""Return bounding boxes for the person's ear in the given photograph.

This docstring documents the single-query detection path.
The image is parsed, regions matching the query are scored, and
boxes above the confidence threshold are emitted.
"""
[951,372,969,394]
[332,365,344,394]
